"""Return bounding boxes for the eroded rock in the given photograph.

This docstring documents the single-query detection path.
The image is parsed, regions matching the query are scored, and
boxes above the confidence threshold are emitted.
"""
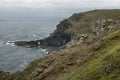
[94,19,119,36]
[15,41,39,47]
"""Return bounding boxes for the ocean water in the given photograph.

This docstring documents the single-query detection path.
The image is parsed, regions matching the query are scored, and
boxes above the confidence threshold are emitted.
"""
[0,17,64,73]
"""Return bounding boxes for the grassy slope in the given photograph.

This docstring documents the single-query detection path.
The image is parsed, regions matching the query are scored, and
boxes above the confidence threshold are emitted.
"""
[58,30,120,80]
[19,29,120,80]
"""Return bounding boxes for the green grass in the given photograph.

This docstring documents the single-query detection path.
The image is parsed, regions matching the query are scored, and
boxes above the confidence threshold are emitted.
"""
[58,30,120,80]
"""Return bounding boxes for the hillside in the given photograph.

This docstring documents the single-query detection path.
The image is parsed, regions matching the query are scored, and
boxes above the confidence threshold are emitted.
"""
[0,9,120,80]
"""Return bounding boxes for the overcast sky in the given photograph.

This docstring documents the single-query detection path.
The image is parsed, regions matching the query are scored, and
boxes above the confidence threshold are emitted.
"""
[0,0,120,17]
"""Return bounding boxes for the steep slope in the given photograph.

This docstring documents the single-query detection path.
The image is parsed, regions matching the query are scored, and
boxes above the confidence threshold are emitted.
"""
[0,9,120,80]
[58,30,120,80]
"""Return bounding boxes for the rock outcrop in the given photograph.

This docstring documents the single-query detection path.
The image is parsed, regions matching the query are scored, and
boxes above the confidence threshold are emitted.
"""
[93,19,119,35]
[15,41,39,47]
[15,19,72,49]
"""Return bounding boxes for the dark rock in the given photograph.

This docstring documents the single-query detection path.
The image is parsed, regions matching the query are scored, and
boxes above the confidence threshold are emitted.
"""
[104,65,117,74]
[15,41,39,47]
[15,41,27,46]
[67,62,74,65]
[36,68,44,73]
[38,64,48,69]
[39,19,72,47]
[40,32,71,47]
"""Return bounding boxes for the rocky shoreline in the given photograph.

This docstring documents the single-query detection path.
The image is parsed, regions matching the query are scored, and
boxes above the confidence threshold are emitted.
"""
[15,19,73,52]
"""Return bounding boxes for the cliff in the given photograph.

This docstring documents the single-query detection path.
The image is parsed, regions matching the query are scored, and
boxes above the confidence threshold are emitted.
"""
[1,9,120,80]
[15,9,120,51]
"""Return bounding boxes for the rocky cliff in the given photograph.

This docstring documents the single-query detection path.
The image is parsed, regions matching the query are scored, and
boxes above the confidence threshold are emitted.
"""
[1,9,120,80]
[15,9,120,50]
[15,19,72,49]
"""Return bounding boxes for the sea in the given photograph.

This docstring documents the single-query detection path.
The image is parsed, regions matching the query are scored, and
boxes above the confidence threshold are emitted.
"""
[0,17,65,73]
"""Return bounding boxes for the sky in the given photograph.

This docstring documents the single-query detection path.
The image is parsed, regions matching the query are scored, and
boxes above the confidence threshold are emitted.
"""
[0,0,120,17]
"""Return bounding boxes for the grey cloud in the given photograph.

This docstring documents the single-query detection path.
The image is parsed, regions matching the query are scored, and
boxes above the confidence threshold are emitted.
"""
[0,0,120,17]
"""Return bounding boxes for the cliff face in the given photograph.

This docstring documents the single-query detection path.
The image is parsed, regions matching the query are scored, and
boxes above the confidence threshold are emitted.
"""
[39,19,72,47]
[1,9,120,80]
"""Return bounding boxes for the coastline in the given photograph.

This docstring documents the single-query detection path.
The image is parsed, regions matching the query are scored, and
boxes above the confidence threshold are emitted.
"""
[0,9,120,80]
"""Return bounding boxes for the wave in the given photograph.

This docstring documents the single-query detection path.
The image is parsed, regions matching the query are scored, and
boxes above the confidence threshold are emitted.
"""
[32,34,44,40]
[41,49,49,54]
[32,34,39,38]
[5,41,15,46]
